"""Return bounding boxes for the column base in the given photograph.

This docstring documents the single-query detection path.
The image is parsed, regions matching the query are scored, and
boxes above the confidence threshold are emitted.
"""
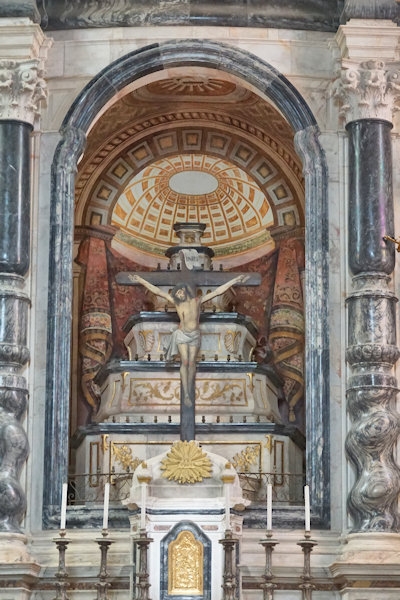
[0,533,40,600]
[331,532,400,592]
[0,532,37,563]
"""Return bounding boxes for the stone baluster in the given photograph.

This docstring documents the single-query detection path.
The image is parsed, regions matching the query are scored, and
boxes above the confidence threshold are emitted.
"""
[335,58,400,531]
[0,32,48,534]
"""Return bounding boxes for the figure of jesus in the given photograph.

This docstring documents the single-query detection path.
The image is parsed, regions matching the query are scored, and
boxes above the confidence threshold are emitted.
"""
[129,273,249,407]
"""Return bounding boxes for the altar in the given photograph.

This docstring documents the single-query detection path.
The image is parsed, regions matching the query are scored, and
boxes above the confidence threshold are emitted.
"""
[74,223,304,513]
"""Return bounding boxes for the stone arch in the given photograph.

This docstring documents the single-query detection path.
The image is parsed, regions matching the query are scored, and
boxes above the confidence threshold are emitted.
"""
[43,40,329,528]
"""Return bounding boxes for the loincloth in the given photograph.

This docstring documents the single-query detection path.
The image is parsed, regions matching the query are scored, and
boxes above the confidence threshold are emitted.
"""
[164,328,200,360]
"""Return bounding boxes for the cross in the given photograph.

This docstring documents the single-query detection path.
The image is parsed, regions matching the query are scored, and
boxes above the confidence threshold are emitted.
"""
[117,261,260,441]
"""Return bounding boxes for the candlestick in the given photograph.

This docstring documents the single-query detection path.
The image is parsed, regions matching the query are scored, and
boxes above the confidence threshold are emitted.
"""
[219,529,238,600]
[53,530,70,600]
[103,483,110,530]
[297,532,317,600]
[266,484,272,532]
[95,529,114,600]
[60,483,67,531]
[134,529,153,600]
[304,485,310,532]
[259,530,278,600]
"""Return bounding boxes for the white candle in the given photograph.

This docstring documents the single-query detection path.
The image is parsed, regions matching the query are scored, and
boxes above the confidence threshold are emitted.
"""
[103,483,110,530]
[225,483,231,531]
[60,482,67,530]
[267,484,272,531]
[304,484,310,532]
[140,482,146,530]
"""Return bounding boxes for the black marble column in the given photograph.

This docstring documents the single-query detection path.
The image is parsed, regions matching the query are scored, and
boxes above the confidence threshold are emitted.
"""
[345,119,400,532]
[0,120,32,532]
[0,121,32,275]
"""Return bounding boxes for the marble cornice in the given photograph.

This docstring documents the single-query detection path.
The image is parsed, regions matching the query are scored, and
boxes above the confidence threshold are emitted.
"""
[74,224,118,244]
[0,19,50,61]
[335,20,400,61]
[36,0,341,31]
[269,225,305,244]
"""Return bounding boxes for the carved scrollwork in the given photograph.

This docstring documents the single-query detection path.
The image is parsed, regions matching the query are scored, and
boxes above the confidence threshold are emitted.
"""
[224,331,241,354]
[138,330,155,353]
[111,443,141,472]
[231,444,260,472]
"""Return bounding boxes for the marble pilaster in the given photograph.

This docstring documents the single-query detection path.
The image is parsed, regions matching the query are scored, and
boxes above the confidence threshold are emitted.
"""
[43,124,86,516]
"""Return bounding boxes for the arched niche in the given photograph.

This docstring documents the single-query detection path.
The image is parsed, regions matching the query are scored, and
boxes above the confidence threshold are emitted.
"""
[43,40,329,528]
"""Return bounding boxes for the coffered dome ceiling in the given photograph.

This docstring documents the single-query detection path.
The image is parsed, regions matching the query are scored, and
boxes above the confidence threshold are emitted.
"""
[75,69,304,266]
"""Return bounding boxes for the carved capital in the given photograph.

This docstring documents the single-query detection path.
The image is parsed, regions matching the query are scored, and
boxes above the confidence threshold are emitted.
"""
[0,59,47,124]
[334,60,400,122]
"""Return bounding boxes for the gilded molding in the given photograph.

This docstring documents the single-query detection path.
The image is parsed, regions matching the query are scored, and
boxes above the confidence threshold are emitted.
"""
[111,442,142,472]
[231,444,260,472]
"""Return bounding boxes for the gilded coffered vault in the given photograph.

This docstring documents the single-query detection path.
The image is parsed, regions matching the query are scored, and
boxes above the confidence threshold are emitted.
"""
[75,72,304,264]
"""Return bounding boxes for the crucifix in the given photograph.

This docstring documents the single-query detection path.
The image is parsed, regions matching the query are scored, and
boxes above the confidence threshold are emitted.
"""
[116,224,260,441]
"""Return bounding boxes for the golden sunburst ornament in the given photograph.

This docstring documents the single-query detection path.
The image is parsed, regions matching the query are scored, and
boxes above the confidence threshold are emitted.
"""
[161,441,212,484]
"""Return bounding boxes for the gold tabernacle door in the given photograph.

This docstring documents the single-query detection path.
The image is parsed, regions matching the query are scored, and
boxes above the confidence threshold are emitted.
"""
[168,530,203,595]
